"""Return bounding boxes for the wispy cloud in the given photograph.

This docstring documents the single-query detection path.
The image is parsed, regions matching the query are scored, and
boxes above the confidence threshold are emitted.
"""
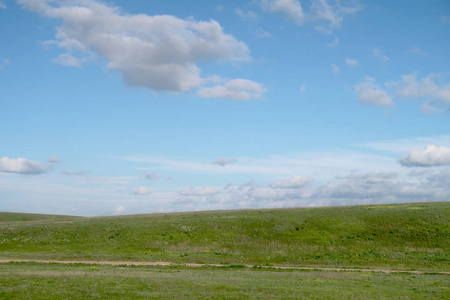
[212,157,238,167]
[63,170,91,176]
[409,47,428,56]
[198,79,266,100]
[328,37,338,47]
[132,186,152,196]
[255,28,272,38]
[345,58,358,66]
[331,64,341,74]
[144,172,161,180]
[373,48,389,61]
[234,7,258,21]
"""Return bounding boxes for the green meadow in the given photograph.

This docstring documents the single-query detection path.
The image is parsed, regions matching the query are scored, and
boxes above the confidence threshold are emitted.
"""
[0,263,448,299]
[1,202,449,298]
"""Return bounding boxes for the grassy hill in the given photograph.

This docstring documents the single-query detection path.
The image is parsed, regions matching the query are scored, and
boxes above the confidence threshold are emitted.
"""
[0,212,83,223]
[1,202,449,270]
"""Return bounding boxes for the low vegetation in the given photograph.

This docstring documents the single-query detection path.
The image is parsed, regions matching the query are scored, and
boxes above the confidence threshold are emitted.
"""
[0,263,448,299]
[1,202,449,270]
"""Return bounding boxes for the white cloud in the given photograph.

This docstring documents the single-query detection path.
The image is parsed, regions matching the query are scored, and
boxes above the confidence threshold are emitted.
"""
[311,0,362,29]
[52,52,83,67]
[331,64,340,74]
[0,1,6,9]
[212,157,238,167]
[255,28,272,38]
[234,7,258,20]
[3,59,9,64]
[63,170,91,176]
[127,149,398,183]
[179,187,222,196]
[198,79,266,100]
[115,205,125,213]
[400,145,450,167]
[394,73,450,102]
[354,76,393,106]
[356,135,450,154]
[269,175,311,189]
[409,47,428,56]
[0,157,52,175]
[18,0,251,93]
[345,58,358,66]
[373,48,389,61]
[328,37,338,47]
[260,0,362,30]
[175,167,450,211]
[132,186,152,196]
[260,0,305,25]
[144,172,161,180]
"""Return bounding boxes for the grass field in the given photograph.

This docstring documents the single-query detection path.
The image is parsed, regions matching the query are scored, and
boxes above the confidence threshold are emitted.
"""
[1,202,449,298]
[1,202,449,270]
[0,263,448,299]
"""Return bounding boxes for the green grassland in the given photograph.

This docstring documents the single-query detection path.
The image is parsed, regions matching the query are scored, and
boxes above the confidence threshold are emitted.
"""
[0,263,448,299]
[0,212,82,223]
[1,202,449,270]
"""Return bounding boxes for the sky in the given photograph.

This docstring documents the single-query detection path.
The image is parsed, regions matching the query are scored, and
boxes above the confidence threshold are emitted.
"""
[0,0,450,216]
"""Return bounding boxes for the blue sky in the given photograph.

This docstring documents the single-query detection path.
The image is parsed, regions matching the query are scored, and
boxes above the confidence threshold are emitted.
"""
[1,0,450,216]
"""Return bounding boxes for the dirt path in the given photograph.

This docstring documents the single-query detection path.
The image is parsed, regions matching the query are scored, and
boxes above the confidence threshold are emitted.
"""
[1,259,448,275]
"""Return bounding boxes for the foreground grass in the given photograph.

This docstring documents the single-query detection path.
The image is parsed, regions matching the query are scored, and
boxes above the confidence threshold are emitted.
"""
[1,202,449,270]
[0,263,448,299]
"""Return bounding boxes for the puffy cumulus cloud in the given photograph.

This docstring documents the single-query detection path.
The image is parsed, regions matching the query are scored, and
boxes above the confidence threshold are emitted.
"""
[269,175,311,189]
[261,0,305,25]
[131,186,151,196]
[354,76,393,106]
[312,169,450,205]
[18,0,252,92]
[0,157,53,175]
[400,145,450,167]
[198,79,266,100]
[63,170,91,176]
[144,172,161,180]
[212,157,238,167]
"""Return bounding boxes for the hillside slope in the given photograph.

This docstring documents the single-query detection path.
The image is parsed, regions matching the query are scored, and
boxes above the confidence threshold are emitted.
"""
[0,202,448,270]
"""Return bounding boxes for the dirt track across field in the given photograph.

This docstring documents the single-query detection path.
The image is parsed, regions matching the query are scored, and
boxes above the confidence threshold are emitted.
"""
[1,259,449,275]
